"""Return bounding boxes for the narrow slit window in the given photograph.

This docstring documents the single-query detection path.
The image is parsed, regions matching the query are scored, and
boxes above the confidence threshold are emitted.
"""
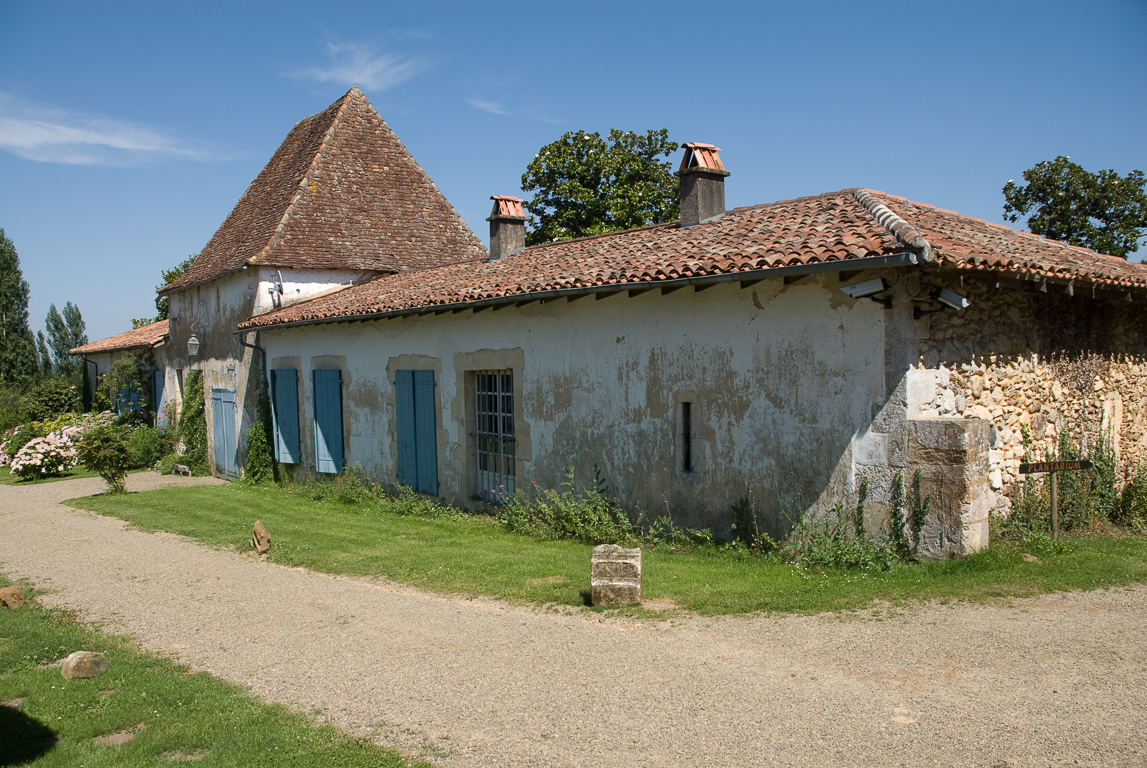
[681,401,693,472]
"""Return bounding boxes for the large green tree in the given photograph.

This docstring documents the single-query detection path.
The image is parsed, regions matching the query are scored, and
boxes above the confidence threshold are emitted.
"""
[133,254,196,328]
[521,129,679,245]
[44,301,87,378]
[0,228,38,386]
[1003,156,1147,259]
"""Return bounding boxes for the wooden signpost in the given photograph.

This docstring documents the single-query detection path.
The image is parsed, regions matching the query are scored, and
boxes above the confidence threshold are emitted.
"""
[1018,459,1092,540]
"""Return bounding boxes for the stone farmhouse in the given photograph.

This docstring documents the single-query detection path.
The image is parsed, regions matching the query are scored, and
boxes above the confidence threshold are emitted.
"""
[77,88,1147,555]
[70,319,169,421]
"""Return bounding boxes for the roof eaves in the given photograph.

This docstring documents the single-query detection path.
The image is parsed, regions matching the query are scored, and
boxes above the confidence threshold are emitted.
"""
[241,251,922,332]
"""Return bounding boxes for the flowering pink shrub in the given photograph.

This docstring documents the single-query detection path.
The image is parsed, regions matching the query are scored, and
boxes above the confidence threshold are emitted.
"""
[9,433,80,479]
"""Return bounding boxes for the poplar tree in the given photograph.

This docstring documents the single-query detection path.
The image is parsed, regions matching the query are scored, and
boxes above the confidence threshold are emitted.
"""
[45,301,87,378]
[0,228,38,386]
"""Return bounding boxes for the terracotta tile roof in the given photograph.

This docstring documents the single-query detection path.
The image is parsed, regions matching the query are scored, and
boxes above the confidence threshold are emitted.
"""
[869,191,1147,290]
[71,320,168,355]
[239,188,1147,330]
[162,88,486,293]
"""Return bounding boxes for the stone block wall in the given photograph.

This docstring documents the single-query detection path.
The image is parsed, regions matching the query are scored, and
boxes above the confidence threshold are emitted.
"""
[907,418,990,556]
[913,275,1147,510]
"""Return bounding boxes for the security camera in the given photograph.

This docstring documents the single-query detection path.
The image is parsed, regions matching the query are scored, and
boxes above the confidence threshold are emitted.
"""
[933,288,970,311]
[840,278,889,299]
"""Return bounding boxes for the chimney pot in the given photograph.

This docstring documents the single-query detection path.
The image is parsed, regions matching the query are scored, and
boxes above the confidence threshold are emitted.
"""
[487,195,526,260]
[677,142,730,226]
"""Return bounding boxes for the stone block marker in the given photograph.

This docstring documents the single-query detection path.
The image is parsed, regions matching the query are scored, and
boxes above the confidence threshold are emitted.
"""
[61,651,111,679]
[250,520,271,555]
[591,545,642,607]
[0,585,26,609]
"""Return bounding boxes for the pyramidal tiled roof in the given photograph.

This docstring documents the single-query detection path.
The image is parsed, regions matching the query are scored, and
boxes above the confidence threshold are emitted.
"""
[71,319,168,354]
[239,187,1147,330]
[162,88,486,293]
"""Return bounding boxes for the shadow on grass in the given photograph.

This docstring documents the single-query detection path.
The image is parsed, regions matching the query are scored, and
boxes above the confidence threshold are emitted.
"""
[0,704,59,764]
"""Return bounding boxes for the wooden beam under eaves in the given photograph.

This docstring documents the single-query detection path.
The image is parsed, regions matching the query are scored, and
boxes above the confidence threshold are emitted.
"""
[539,296,563,304]
[661,285,683,295]
[472,305,490,314]
[595,291,614,301]
[783,274,808,286]
[739,278,763,289]
[515,298,538,308]
[492,302,512,311]
[628,287,653,298]
[693,283,714,293]
[838,270,861,282]
[566,294,587,303]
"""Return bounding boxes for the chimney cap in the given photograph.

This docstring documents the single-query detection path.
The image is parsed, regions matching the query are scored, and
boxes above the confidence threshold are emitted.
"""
[488,195,526,220]
[678,142,729,176]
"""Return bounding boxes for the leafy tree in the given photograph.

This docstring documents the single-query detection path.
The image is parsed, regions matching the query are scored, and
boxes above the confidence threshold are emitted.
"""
[44,301,87,378]
[0,228,38,386]
[1003,156,1147,259]
[521,129,679,245]
[133,254,197,328]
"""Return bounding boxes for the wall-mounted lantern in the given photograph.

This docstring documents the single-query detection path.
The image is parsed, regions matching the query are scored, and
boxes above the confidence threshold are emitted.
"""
[187,322,202,357]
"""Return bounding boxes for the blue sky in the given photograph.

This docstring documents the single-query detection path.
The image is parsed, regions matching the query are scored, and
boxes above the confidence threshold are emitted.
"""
[1,0,1144,343]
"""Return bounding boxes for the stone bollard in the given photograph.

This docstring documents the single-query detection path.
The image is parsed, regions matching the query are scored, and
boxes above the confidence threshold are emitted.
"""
[591,545,642,607]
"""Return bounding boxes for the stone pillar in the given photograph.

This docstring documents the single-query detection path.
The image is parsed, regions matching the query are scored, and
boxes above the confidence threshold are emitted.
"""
[591,545,642,606]
[908,418,991,557]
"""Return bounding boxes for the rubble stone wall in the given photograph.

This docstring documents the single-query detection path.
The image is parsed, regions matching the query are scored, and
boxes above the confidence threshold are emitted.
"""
[912,275,1147,510]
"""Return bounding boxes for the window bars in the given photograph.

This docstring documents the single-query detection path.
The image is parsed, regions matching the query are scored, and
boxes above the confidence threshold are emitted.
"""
[474,370,515,502]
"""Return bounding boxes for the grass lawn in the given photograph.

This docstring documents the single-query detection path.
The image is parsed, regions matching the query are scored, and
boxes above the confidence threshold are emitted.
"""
[0,575,434,768]
[0,466,102,486]
[68,484,1147,616]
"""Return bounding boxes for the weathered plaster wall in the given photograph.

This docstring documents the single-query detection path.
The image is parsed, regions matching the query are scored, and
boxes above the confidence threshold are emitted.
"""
[259,273,894,536]
[165,267,371,478]
[910,275,1147,510]
[167,272,260,476]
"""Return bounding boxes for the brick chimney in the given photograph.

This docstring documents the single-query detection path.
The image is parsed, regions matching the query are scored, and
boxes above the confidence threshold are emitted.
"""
[677,143,730,226]
[487,195,526,260]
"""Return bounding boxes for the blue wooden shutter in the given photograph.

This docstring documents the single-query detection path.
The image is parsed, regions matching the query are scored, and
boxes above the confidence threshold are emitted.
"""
[395,370,438,495]
[413,370,438,495]
[152,371,165,427]
[395,370,417,487]
[313,369,344,474]
[271,369,300,464]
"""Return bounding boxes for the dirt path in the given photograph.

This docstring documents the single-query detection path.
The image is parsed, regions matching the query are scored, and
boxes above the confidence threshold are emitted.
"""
[1,475,1145,767]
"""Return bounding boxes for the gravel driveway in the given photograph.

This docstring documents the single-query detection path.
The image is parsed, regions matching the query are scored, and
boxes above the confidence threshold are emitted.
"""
[1,474,1145,767]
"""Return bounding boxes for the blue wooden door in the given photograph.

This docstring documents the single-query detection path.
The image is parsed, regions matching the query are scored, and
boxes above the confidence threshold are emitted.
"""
[210,388,238,479]
[271,369,300,464]
[395,369,438,494]
[312,369,344,474]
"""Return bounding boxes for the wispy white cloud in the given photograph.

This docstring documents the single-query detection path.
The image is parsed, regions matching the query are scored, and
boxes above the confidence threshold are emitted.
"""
[466,97,511,116]
[291,41,426,91]
[0,92,208,166]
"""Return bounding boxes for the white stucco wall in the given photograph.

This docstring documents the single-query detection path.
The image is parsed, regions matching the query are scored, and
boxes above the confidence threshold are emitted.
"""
[259,273,892,535]
[252,266,373,316]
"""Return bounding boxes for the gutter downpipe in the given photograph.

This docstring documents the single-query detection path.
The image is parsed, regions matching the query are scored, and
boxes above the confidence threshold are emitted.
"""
[244,251,921,332]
